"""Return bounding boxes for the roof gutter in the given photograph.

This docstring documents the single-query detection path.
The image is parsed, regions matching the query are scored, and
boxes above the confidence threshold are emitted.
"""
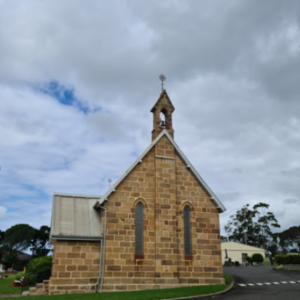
[50,235,103,241]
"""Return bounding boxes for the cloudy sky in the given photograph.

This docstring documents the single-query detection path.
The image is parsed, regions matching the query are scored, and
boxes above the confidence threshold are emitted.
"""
[1,0,300,236]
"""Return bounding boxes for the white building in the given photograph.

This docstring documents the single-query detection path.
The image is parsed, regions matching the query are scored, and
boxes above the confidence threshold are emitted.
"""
[221,241,265,264]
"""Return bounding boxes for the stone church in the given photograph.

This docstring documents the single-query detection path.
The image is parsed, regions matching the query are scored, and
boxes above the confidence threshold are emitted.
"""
[45,90,226,295]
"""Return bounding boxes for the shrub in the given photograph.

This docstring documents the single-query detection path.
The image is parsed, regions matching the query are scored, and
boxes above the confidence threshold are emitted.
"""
[274,254,300,264]
[290,255,300,264]
[252,253,264,263]
[246,256,252,263]
[26,256,52,285]
[15,274,23,280]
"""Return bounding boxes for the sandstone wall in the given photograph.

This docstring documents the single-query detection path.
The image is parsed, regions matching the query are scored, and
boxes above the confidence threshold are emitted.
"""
[49,240,100,295]
[101,136,224,291]
[49,136,224,294]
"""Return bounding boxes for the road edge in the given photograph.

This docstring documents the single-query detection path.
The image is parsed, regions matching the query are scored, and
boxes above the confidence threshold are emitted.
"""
[162,276,235,300]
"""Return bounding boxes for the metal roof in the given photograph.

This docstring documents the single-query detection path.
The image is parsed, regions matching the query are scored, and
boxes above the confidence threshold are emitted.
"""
[95,130,226,212]
[221,241,266,251]
[50,193,103,241]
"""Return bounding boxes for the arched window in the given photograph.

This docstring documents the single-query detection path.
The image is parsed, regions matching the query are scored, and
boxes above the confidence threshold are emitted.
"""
[135,202,144,258]
[184,205,192,256]
[159,108,167,128]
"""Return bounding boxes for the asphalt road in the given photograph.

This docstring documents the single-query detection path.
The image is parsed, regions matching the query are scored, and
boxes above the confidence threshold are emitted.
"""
[216,266,300,300]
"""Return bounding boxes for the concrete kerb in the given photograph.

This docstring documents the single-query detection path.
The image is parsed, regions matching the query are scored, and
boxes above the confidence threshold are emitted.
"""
[162,277,235,300]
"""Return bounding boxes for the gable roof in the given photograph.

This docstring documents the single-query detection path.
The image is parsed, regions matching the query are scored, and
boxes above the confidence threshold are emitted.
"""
[150,90,175,113]
[95,130,226,212]
[221,241,265,251]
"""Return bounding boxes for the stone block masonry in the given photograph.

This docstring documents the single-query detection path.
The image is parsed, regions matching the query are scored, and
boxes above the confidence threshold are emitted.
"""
[48,90,225,294]
[100,136,224,292]
[49,136,224,294]
[49,240,100,295]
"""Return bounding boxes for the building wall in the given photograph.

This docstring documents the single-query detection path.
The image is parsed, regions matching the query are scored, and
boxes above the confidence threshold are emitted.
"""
[221,242,265,264]
[49,240,100,295]
[102,146,156,291]
[101,136,224,291]
[175,150,223,284]
[49,136,224,294]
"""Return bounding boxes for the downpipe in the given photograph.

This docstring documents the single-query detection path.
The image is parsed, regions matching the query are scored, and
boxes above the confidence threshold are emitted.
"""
[95,205,107,293]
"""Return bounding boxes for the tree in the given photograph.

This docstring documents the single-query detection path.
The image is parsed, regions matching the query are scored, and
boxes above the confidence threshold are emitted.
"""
[224,203,280,249]
[0,224,52,269]
[224,204,257,246]
[30,226,52,258]
[2,251,20,269]
[0,230,5,263]
[253,202,281,249]
[2,224,36,253]
[220,235,229,242]
[278,226,300,253]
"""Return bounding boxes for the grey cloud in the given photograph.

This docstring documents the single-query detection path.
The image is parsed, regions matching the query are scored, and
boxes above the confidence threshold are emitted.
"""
[283,199,300,204]
[1,0,300,233]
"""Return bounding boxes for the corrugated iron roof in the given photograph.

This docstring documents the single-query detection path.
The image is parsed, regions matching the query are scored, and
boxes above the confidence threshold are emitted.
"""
[50,193,103,241]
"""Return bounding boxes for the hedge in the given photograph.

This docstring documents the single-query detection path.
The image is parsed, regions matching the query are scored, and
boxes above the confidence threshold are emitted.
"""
[274,254,300,264]
[252,253,264,263]
[26,256,52,285]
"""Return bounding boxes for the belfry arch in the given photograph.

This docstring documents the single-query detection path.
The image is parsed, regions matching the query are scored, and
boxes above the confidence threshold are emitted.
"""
[151,90,175,141]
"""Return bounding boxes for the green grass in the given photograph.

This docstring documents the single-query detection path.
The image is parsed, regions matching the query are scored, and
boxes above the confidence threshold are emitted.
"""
[274,267,300,271]
[223,274,232,284]
[0,274,231,300]
[0,272,25,294]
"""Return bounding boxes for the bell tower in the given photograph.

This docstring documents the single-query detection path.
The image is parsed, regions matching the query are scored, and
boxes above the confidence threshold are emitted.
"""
[151,89,175,141]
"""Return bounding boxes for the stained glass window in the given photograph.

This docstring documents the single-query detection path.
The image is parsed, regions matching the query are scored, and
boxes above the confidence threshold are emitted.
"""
[184,205,192,256]
[135,202,144,255]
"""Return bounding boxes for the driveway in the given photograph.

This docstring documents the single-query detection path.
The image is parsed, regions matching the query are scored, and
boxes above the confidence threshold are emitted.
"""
[216,266,300,300]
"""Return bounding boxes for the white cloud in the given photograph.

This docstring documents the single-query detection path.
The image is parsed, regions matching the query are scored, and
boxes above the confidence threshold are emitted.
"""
[0,0,300,234]
[0,206,7,220]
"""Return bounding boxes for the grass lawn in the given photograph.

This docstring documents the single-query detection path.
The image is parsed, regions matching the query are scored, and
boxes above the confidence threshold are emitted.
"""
[274,266,300,271]
[1,274,231,300]
[0,272,25,294]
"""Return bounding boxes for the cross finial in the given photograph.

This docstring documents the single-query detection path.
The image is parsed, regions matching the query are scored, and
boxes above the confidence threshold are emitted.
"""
[159,74,166,91]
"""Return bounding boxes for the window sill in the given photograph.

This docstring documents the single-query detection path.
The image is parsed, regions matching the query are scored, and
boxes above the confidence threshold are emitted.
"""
[135,254,144,259]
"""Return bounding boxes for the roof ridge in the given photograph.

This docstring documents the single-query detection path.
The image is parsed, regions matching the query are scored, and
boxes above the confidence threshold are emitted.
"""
[97,130,226,212]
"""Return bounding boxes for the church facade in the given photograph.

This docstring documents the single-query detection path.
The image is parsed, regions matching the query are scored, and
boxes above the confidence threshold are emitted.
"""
[46,90,226,295]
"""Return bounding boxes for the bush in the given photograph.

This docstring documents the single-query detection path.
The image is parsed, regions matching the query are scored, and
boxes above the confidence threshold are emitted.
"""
[2,251,20,269]
[26,256,52,285]
[274,254,300,264]
[252,253,264,263]
[246,256,252,263]
[290,255,300,264]
[15,274,23,280]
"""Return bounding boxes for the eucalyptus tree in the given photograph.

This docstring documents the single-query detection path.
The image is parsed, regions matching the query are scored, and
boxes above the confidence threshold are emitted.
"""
[224,203,280,249]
